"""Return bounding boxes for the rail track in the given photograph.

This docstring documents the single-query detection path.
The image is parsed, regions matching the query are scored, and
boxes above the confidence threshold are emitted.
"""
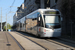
[14,32,48,50]
[45,38,75,50]
[5,32,25,50]
[11,31,75,50]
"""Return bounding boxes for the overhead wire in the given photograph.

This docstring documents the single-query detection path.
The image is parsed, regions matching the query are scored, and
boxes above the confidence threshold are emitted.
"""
[8,0,15,14]
[10,0,15,7]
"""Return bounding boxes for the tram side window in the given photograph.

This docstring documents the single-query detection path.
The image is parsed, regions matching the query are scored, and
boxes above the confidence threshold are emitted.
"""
[19,22,21,29]
[37,14,44,27]
[20,23,22,28]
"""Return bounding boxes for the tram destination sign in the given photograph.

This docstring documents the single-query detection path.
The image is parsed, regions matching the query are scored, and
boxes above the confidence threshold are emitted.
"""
[45,11,59,14]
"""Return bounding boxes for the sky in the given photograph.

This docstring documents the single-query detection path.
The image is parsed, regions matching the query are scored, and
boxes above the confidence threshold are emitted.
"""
[0,0,24,25]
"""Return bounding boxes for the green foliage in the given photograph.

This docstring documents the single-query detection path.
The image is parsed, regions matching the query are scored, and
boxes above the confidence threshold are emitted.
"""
[3,23,12,31]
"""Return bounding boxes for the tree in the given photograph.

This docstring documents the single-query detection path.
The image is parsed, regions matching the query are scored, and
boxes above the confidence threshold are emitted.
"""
[3,23,12,31]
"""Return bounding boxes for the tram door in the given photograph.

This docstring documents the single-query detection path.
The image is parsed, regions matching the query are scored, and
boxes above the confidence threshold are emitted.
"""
[37,14,44,36]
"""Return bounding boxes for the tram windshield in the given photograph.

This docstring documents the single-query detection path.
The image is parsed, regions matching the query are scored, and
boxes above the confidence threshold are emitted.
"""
[44,15,61,29]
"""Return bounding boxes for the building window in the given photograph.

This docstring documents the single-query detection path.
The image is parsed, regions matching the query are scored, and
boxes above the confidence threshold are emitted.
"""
[29,0,31,1]
[45,0,50,8]
[55,0,58,4]
[24,0,26,2]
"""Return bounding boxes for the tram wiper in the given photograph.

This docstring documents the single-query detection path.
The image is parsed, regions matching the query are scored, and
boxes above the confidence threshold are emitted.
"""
[50,26,54,30]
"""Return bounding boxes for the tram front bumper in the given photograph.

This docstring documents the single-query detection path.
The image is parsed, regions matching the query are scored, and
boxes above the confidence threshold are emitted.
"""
[41,32,61,37]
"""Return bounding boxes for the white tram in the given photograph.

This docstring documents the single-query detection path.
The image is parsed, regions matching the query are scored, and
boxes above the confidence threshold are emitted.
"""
[16,9,61,37]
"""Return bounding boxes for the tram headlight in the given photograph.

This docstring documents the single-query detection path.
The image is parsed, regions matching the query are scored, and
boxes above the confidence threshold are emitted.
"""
[44,29,46,32]
[50,29,54,32]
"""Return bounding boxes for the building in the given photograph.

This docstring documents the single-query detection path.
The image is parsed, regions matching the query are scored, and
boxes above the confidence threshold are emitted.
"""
[13,0,60,28]
[0,22,6,31]
[13,0,59,30]
[50,0,75,38]
[13,0,75,38]
[13,0,51,25]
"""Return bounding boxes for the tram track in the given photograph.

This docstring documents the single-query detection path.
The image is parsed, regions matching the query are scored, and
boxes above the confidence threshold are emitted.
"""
[45,38,75,50]
[20,31,75,49]
[15,32,48,50]
[7,32,25,50]
[57,38,75,45]
[11,31,75,50]
[4,32,11,50]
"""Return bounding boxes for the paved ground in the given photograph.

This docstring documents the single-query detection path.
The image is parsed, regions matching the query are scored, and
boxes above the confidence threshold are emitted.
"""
[0,31,21,50]
[9,32,45,50]
[1,31,74,50]
[9,32,71,50]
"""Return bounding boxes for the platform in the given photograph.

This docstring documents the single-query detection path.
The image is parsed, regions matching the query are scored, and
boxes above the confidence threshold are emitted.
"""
[9,32,45,50]
[0,32,21,50]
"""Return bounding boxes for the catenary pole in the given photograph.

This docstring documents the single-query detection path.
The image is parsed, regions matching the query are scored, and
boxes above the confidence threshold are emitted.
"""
[1,8,2,31]
[6,14,7,31]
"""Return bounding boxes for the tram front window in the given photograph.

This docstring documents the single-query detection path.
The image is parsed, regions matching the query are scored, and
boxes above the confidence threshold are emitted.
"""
[44,15,61,29]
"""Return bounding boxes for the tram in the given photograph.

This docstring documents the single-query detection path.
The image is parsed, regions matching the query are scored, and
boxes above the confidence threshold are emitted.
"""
[16,9,61,37]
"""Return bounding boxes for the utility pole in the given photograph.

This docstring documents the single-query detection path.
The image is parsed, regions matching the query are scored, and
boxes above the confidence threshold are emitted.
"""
[6,14,7,31]
[1,8,2,31]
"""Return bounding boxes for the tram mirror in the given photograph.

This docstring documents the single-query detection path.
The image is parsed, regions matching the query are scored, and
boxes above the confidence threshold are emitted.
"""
[32,18,34,20]
[32,18,37,20]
